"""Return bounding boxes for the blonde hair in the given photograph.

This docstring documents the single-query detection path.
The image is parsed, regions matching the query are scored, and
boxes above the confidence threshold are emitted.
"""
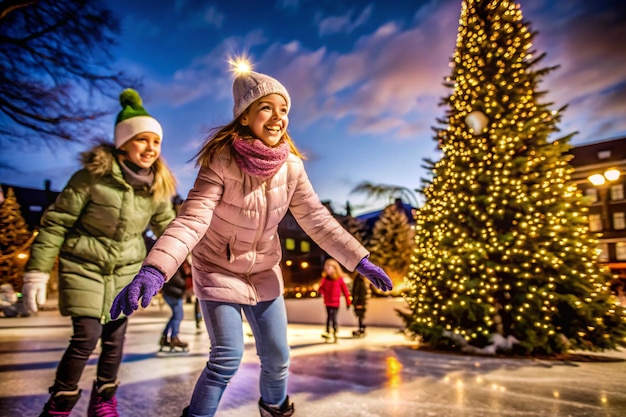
[194,113,304,168]
[150,157,178,202]
[322,258,343,280]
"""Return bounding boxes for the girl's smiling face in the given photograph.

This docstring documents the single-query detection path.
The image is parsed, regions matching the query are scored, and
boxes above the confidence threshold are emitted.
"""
[119,132,162,169]
[241,93,289,147]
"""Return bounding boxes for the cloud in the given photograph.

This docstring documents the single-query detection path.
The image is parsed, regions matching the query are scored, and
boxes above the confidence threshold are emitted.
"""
[137,31,270,109]
[269,1,459,139]
[524,0,626,142]
[275,0,302,11]
[165,2,227,32]
[203,5,225,29]
[120,15,161,38]
[317,5,373,37]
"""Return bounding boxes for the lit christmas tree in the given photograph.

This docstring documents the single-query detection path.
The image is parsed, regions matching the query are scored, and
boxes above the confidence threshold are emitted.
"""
[0,187,34,289]
[401,0,626,356]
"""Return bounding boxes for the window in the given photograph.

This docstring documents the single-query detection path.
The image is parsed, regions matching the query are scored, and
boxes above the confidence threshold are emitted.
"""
[617,242,626,261]
[597,150,611,159]
[610,184,624,201]
[285,238,295,251]
[589,214,602,232]
[584,188,598,203]
[300,240,310,253]
[614,212,625,230]
[597,243,609,262]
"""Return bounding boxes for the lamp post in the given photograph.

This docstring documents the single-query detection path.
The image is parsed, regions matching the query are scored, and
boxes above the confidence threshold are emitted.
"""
[588,168,621,231]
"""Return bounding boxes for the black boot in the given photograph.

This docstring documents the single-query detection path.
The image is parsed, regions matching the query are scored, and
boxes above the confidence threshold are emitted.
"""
[180,406,189,417]
[39,388,81,417]
[259,396,294,417]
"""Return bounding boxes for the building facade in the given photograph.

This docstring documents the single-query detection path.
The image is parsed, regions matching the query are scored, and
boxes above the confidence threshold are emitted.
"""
[569,136,626,279]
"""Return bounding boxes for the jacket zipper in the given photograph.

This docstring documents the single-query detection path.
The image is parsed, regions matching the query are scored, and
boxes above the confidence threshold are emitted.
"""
[245,181,268,276]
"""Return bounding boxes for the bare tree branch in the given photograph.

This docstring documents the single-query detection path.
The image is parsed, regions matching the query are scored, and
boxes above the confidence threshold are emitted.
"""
[0,0,139,150]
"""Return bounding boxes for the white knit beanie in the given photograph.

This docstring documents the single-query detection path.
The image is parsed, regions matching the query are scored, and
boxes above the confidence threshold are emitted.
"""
[114,89,163,148]
[232,71,291,119]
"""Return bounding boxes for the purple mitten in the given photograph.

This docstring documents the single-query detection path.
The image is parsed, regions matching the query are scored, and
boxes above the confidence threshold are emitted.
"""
[110,266,165,319]
[356,257,393,292]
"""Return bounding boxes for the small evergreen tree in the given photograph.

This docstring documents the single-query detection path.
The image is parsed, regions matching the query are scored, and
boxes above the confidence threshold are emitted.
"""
[338,213,367,247]
[368,200,414,293]
[402,0,626,356]
[0,187,34,289]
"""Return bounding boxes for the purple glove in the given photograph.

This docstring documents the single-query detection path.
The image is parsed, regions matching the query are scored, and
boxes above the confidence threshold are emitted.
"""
[356,257,393,292]
[110,266,165,319]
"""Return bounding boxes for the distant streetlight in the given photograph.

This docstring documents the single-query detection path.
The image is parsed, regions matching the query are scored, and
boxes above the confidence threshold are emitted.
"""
[587,169,621,231]
[588,169,621,186]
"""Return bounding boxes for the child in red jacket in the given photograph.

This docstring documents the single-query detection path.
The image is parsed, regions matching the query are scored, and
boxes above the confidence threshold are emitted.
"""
[319,258,352,343]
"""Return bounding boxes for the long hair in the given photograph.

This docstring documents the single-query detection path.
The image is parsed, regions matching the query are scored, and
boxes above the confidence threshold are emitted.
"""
[194,113,305,168]
[151,157,178,202]
[322,258,343,281]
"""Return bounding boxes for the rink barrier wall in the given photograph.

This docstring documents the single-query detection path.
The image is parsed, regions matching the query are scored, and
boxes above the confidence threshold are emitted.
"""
[285,296,408,328]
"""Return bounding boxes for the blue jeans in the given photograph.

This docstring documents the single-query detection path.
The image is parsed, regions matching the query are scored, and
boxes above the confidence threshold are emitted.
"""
[163,294,184,338]
[188,296,290,417]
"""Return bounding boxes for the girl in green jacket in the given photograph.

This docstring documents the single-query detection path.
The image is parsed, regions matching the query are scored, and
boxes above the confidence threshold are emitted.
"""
[22,89,177,417]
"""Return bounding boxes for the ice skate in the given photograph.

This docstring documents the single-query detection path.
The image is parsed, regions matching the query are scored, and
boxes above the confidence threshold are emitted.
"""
[158,335,169,352]
[258,396,294,417]
[169,336,189,352]
[352,326,366,338]
[39,388,81,417]
[321,331,331,343]
[87,380,120,417]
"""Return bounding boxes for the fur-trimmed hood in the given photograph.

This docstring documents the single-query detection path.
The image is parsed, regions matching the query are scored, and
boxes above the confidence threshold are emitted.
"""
[80,143,120,178]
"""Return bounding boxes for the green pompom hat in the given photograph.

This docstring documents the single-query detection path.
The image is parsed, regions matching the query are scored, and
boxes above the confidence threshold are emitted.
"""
[114,88,163,148]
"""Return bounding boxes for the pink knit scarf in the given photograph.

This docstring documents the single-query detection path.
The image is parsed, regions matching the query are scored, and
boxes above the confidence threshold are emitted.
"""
[232,137,290,178]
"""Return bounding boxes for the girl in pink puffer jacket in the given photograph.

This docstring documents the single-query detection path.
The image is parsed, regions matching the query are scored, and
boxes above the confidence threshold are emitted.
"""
[111,65,393,417]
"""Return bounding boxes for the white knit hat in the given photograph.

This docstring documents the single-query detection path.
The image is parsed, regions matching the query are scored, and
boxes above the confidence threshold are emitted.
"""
[114,89,163,148]
[232,71,291,118]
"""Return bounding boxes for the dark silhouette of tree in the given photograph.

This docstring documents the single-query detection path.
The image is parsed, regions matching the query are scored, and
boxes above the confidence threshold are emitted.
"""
[0,0,136,149]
